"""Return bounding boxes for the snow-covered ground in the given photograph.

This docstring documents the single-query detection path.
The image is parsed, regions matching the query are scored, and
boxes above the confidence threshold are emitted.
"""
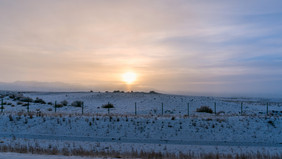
[0,91,281,158]
[2,91,282,116]
[0,152,109,159]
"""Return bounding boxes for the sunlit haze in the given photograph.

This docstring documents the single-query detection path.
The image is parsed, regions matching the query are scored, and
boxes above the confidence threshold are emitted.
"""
[122,72,137,85]
[0,0,282,97]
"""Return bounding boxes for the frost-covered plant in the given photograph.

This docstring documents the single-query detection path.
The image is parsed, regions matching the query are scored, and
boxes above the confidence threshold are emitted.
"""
[196,106,213,113]
[19,97,33,102]
[102,103,114,109]
[102,103,114,114]
[22,103,29,106]
[34,97,46,104]
[61,100,68,106]
[56,103,64,108]
[71,101,83,107]
[8,114,13,121]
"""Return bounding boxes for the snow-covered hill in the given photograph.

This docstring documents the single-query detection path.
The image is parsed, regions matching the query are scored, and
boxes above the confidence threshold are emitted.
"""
[0,91,281,158]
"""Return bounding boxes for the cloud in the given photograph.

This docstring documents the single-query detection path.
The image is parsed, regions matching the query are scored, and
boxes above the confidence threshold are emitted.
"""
[0,0,282,96]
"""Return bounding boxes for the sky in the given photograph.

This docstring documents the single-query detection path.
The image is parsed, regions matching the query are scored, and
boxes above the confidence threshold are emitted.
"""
[0,0,282,97]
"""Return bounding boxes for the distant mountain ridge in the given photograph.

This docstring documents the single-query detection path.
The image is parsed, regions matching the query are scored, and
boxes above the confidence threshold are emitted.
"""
[0,81,86,92]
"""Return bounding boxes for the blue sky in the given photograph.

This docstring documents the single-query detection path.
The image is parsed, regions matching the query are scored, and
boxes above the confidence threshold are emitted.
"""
[0,0,282,97]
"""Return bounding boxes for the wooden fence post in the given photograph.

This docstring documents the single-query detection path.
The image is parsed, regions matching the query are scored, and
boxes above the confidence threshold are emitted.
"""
[241,102,243,115]
[135,102,137,115]
[55,101,57,113]
[1,98,3,113]
[82,102,84,115]
[266,102,269,115]
[27,101,29,113]
[214,102,217,114]
[187,103,189,116]
[161,103,163,115]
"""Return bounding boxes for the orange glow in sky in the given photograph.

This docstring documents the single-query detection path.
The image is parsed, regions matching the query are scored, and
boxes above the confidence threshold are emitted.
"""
[122,72,137,84]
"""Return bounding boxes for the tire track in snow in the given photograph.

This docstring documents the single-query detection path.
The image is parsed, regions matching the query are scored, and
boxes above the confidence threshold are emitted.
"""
[0,133,281,147]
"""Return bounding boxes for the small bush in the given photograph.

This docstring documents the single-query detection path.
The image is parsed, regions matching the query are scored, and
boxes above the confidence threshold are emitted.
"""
[268,120,275,127]
[34,97,46,104]
[9,94,16,99]
[56,103,64,108]
[71,101,83,107]
[196,106,213,113]
[22,103,29,106]
[47,108,53,111]
[60,100,68,106]
[47,102,53,105]
[102,103,114,109]
[19,97,33,102]
[149,91,158,94]
[9,115,13,121]
[217,111,225,115]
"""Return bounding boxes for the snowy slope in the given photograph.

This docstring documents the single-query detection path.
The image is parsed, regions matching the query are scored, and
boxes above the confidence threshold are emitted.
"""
[0,91,281,157]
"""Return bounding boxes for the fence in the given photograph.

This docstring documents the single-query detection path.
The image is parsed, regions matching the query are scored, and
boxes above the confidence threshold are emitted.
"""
[0,95,281,117]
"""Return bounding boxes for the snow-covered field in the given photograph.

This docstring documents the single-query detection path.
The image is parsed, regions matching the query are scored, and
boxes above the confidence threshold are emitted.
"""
[0,152,109,159]
[0,91,281,158]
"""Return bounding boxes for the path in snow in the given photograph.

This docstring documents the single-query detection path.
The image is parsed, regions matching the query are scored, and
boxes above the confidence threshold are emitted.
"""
[1,133,281,148]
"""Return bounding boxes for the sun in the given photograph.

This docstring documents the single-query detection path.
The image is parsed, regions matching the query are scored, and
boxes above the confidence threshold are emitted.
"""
[122,72,137,84]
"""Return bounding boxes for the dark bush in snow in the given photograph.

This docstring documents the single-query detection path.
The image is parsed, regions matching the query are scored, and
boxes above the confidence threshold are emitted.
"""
[102,103,114,109]
[22,103,29,106]
[71,101,83,107]
[34,97,46,104]
[268,120,275,127]
[196,106,213,113]
[19,97,33,102]
[9,94,16,99]
[60,100,68,106]
[56,103,64,108]
[149,91,158,94]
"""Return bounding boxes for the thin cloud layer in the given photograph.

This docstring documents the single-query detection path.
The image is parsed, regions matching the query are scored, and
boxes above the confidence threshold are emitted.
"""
[0,0,282,97]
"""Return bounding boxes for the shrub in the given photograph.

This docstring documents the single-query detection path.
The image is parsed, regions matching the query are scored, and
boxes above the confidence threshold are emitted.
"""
[47,102,53,105]
[9,115,13,121]
[22,103,29,106]
[60,100,68,106]
[102,103,114,109]
[9,94,16,99]
[268,120,275,127]
[71,101,83,107]
[217,111,225,115]
[102,103,114,114]
[56,104,64,108]
[34,97,46,104]
[19,97,33,102]
[149,91,158,94]
[196,106,213,113]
